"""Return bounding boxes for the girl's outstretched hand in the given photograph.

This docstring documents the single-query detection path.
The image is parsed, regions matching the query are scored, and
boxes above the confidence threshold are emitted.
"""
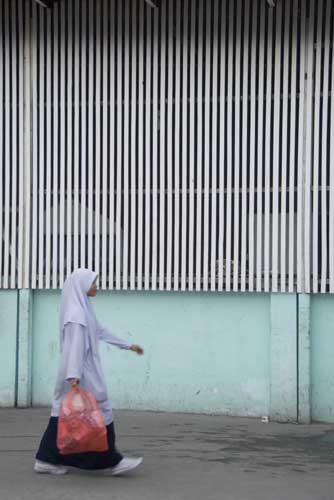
[130,344,144,355]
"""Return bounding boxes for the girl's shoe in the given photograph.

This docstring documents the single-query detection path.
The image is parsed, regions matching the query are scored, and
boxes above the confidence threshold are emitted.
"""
[111,457,143,476]
[34,459,68,475]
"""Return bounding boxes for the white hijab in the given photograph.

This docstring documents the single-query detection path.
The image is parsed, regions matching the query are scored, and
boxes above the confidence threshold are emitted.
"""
[59,268,98,352]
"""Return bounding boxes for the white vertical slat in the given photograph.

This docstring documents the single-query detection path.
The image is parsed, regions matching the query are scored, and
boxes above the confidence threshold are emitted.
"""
[188,0,196,291]
[59,0,66,287]
[166,0,173,291]
[38,8,45,289]
[210,0,219,291]
[17,0,25,288]
[9,0,17,288]
[195,0,204,291]
[218,0,226,291]
[3,0,9,286]
[66,1,73,278]
[101,0,108,289]
[225,0,234,292]
[87,0,94,271]
[180,0,189,291]
[312,1,323,293]
[248,0,257,293]
[123,0,130,290]
[330,3,334,293]
[3,0,10,289]
[320,1,331,293]
[151,5,159,291]
[256,1,265,292]
[202,0,211,292]
[288,0,298,293]
[80,0,87,271]
[298,0,308,293]
[159,1,167,290]
[144,5,152,290]
[31,5,38,289]
[233,0,241,292]
[108,1,116,289]
[264,8,273,292]
[280,2,290,292]
[303,0,315,294]
[73,0,80,273]
[23,0,32,289]
[137,0,144,290]
[271,4,282,292]
[95,0,101,280]
[80,3,87,274]
[240,0,250,292]
[180,0,187,291]
[10,0,17,288]
[115,0,122,289]
[173,0,181,291]
[0,2,3,288]
[45,9,52,289]
[52,3,60,289]
[129,0,137,290]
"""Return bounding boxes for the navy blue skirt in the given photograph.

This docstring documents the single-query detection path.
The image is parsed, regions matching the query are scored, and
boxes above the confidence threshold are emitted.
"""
[36,417,123,470]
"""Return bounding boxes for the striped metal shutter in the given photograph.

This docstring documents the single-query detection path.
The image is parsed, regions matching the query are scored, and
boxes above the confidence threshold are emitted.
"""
[0,0,334,292]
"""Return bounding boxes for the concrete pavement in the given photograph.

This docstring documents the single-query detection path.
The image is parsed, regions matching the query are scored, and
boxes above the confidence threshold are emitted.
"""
[0,408,334,500]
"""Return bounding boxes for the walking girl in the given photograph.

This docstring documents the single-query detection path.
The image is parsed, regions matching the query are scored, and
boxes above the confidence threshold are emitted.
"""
[34,268,144,475]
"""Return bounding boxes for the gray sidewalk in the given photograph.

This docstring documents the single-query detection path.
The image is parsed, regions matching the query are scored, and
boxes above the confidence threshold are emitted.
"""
[0,409,334,500]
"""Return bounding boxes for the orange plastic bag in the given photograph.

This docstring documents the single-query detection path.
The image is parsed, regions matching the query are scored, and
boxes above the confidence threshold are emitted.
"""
[57,387,108,455]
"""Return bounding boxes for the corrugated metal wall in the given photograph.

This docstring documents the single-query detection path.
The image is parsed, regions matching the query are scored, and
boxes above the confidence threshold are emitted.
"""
[0,0,333,292]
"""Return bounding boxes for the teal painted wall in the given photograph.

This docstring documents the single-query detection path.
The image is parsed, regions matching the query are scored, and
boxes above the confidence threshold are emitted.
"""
[1,289,332,422]
[310,295,334,422]
[0,291,18,406]
[31,291,271,416]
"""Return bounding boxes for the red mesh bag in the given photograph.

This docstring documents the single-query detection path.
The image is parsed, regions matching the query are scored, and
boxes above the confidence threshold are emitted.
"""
[57,387,108,455]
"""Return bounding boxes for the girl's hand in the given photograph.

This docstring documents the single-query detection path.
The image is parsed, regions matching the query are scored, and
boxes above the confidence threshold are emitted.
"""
[68,378,79,387]
[130,344,144,355]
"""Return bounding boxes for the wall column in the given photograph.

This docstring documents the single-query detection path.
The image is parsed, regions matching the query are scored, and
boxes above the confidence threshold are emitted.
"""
[17,289,33,407]
[0,291,18,407]
[297,293,311,423]
[270,293,298,422]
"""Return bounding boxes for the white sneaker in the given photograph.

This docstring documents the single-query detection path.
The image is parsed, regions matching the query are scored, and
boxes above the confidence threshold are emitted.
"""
[111,457,143,476]
[34,459,68,475]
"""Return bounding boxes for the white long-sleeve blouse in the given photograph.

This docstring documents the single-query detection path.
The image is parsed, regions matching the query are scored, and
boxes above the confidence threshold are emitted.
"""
[51,322,131,425]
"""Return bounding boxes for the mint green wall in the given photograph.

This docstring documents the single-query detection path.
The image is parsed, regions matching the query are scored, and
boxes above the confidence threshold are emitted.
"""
[2,289,332,422]
[310,295,334,422]
[31,291,271,416]
[0,291,18,406]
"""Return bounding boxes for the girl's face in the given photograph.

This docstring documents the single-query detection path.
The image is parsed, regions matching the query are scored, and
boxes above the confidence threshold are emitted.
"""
[87,278,98,297]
